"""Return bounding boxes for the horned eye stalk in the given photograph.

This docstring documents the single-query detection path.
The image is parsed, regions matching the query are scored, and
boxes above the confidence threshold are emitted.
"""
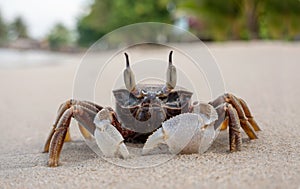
[123,53,136,92]
[123,51,177,92]
[166,51,177,90]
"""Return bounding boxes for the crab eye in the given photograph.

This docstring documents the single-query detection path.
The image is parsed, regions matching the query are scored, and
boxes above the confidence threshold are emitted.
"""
[141,89,147,96]
[156,90,163,96]
[156,90,168,101]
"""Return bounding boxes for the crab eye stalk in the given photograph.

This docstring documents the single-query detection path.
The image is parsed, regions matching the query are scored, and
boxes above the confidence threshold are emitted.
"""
[123,53,136,92]
[166,51,177,90]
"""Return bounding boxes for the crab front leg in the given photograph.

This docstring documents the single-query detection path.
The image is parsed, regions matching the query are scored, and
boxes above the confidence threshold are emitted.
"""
[210,93,261,151]
[44,100,131,167]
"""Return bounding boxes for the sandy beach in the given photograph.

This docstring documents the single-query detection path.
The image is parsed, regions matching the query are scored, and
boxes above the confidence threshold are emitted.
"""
[0,42,299,189]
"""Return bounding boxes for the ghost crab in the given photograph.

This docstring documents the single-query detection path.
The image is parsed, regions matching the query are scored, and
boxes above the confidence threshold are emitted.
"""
[43,51,260,167]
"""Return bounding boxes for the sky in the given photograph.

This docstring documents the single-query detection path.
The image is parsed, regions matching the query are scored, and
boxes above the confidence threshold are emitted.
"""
[0,0,90,39]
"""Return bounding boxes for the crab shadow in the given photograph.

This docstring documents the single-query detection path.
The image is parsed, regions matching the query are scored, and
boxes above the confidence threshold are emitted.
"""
[43,131,252,167]
[58,133,243,164]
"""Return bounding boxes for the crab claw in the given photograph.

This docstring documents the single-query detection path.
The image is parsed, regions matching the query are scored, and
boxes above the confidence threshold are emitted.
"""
[142,113,202,155]
[93,108,129,158]
[142,103,218,155]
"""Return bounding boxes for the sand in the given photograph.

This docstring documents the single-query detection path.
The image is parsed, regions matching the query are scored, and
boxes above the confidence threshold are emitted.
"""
[0,42,299,189]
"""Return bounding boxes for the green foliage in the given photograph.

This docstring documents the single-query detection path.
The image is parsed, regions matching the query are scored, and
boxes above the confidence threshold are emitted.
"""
[47,23,71,50]
[179,0,245,40]
[264,0,300,13]
[0,13,31,45]
[77,0,171,46]
[199,0,241,16]
[0,11,8,45]
[178,0,300,40]
[10,16,28,39]
[262,0,300,39]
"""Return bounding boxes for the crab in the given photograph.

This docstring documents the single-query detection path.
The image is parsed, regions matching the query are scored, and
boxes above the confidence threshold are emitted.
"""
[43,51,261,167]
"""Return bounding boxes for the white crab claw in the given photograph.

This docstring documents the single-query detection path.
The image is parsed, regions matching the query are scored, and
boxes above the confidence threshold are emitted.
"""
[94,108,129,158]
[192,102,219,154]
[142,127,165,155]
[192,101,218,125]
[143,113,201,155]
[143,103,219,155]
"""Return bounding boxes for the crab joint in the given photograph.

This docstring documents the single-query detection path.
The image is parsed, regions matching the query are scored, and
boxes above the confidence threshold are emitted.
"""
[166,51,177,90]
[123,53,136,92]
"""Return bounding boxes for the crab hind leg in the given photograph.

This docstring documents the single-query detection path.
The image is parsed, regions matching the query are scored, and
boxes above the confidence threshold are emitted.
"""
[226,104,242,151]
[238,98,261,131]
[224,93,258,139]
[211,101,242,152]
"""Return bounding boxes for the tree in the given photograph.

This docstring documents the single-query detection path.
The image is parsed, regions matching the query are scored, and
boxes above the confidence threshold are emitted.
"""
[244,0,261,39]
[261,0,300,39]
[0,11,8,45]
[178,0,244,40]
[10,16,28,39]
[77,0,172,46]
[179,0,300,40]
[47,23,71,50]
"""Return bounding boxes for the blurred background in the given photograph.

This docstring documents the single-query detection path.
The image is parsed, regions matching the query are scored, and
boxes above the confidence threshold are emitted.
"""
[0,0,300,52]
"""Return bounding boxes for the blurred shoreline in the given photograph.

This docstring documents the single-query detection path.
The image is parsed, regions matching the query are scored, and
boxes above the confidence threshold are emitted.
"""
[0,47,84,69]
[1,40,300,69]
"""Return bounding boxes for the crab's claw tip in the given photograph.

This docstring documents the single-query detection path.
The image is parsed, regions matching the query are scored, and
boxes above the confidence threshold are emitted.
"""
[142,128,165,155]
[118,142,130,158]
[94,124,129,158]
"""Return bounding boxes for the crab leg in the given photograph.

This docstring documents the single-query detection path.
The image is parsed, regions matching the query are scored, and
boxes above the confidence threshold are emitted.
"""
[224,93,258,139]
[77,101,103,139]
[211,94,259,140]
[210,100,243,151]
[81,100,103,111]
[48,107,73,167]
[44,100,72,153]
[47,105,98,167]
[226,104,242,151]
[209,96,227,131]
[43,100,102,152]
[238,98,261,131]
